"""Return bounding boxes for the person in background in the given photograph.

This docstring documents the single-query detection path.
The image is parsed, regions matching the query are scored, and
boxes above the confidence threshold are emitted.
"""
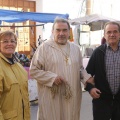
[30,17,92,120]
[101,36,106,44]
[85,21,120,120]
[0,30,30,120]
[15,52,30,67]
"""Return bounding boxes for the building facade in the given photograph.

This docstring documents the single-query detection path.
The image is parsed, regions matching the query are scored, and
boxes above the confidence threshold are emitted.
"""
[0,0,43,57]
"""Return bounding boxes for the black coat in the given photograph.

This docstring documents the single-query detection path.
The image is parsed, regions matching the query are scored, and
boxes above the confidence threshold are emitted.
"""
[86,44,120,100]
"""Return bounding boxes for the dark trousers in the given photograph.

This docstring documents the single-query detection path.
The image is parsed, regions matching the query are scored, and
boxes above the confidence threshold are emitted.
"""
[92,98,120,120]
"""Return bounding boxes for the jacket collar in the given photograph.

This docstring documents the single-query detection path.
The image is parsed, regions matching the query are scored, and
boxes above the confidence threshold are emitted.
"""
[106,41,120,49]
[98,41,120,53]
[98,43,107,53]
[0,53,19,64]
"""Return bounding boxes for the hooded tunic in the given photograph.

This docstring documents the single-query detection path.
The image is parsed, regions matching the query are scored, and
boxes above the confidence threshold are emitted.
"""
[30,39,90,120]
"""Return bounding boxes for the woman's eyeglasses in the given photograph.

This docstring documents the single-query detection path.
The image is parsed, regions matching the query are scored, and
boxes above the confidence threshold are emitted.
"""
[0,40,17,44]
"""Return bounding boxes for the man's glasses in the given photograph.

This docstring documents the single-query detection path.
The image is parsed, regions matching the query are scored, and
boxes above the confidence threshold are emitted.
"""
[0,40,17,44]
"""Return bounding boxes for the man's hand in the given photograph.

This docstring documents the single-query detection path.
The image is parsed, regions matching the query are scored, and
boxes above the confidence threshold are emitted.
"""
[89,88,101,99]
[54,76,64,85]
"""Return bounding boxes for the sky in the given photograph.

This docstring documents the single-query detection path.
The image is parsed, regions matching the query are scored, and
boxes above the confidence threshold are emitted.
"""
[43,0,82,19]
[42,0,82,39]
[41,0,120,44]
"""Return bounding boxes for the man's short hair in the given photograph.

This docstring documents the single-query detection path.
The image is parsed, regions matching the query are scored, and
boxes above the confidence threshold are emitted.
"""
[104,21,120,32]
[52,17,70,30]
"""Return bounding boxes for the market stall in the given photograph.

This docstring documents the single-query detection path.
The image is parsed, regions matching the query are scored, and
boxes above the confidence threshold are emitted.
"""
[0,9,69,101]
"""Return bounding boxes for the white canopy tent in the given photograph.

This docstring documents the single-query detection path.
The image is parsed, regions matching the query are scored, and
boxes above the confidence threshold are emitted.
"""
[69,14,120,57]
[69,14,120,31]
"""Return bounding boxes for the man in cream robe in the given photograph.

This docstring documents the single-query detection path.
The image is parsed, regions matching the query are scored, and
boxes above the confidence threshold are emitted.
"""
[30,18,91,120]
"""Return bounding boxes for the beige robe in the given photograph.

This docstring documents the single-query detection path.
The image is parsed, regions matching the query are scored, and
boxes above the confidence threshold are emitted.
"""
[30,39,90,120]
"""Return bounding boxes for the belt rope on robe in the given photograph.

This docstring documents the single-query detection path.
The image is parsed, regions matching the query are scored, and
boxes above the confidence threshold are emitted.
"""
[51,82,72,100]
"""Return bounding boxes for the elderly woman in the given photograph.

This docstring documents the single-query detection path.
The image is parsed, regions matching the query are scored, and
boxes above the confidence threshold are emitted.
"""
[0,30,30,120]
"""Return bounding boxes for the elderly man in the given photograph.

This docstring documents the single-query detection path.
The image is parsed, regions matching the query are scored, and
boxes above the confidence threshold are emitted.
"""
[85,21,120,120]
[30,17,91,120]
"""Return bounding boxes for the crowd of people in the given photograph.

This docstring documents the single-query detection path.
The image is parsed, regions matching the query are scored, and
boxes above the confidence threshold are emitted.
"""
[0,17,120,120]
[14,52,31,67]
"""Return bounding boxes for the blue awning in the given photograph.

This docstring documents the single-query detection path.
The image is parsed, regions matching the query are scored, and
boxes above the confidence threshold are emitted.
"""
[0,9,69,23]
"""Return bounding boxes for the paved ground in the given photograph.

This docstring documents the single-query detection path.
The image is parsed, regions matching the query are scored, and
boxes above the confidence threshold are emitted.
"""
[30,91,93,120]
[80,91,93,120]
